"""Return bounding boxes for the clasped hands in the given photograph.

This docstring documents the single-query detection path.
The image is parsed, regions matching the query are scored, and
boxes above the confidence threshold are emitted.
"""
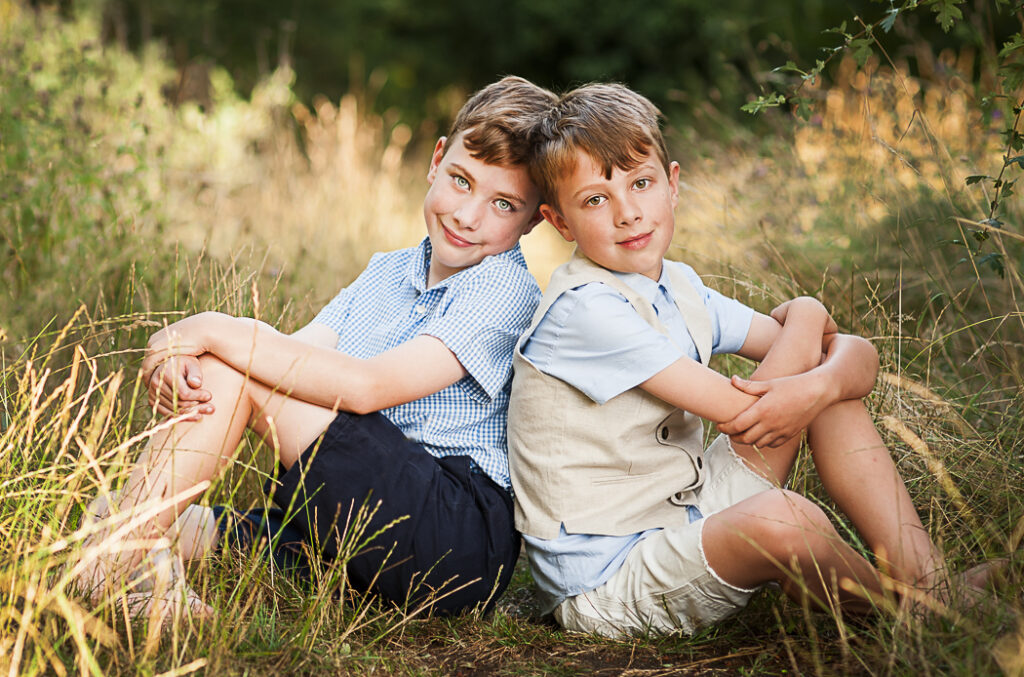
[141,312,223,420]
[718,299,837,448]
[718,371,829,448]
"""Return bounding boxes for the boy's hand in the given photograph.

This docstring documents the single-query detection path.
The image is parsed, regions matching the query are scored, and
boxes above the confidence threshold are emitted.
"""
[718,372,830,447]
[142,313,225,417]
[147,355,213,420]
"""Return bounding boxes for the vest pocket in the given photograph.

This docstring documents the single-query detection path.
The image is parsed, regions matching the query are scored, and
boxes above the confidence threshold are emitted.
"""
[590,471,659,485]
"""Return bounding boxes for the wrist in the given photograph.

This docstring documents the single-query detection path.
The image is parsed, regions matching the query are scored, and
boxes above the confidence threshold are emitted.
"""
[816,366,841,406]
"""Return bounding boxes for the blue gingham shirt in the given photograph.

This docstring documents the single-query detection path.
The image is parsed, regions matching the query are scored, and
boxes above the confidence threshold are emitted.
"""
[312,237,540,490]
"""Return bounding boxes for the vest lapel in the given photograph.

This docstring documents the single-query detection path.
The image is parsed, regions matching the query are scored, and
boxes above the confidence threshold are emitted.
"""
[664,265,713,366]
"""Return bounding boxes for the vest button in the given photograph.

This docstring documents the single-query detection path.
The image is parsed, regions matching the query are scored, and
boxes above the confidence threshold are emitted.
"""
[660,427,669,440]
[696,457,703,469]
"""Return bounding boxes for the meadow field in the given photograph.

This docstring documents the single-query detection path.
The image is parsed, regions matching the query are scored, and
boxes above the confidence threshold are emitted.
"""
[2,2,1023,675]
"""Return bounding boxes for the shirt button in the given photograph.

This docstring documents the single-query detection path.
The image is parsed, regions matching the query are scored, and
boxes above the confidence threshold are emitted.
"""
[414,305,426,314]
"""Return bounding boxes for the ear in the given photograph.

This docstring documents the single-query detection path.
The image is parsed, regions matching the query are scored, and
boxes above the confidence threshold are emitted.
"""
[519,207,546,236]
[667,161,680,209]
[540,203,575,243]
[427,137,447,183]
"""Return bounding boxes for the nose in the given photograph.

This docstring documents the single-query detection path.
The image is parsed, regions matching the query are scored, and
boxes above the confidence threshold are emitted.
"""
[452,197,485,231]
[615,194,642,227]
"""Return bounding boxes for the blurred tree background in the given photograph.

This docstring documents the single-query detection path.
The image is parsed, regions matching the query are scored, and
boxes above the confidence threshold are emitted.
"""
[89,0,1008,126]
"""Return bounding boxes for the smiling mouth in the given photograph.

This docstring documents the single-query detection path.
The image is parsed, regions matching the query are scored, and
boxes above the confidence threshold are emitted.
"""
[617,232,653,249]
[442,225,475,248]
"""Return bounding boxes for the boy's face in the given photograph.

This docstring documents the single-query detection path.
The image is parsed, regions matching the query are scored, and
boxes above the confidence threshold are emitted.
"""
[541,149,680,281]
[422,133,542,286]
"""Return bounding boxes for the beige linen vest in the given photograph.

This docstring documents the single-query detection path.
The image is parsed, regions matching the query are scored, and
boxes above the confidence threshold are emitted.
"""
[508,251,714,539]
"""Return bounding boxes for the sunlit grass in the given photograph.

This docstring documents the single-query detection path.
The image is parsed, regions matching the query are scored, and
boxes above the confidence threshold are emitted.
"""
[2,1,1022,674]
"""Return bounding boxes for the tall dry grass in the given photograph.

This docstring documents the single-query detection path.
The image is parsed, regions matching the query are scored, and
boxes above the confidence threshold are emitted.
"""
[1,1,1022,674]
[670,49,1024,675]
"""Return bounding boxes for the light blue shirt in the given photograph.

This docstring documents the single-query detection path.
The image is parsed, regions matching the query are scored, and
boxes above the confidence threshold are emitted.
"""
[520,260,754,610]
[313,237,540,489]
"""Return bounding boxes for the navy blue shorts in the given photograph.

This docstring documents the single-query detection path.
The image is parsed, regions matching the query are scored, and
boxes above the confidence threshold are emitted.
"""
[211,411,519,615]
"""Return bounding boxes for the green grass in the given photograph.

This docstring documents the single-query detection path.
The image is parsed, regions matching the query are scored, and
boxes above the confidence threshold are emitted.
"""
[2,2,1023,675]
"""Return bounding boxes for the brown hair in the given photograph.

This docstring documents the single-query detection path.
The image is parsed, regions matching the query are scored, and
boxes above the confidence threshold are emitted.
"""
[446,76,558,167]
[528,83,670,204]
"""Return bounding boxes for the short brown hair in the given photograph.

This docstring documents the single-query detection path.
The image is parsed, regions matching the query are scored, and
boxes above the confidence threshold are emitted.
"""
[446,76,557,167]
[528,83,670,204]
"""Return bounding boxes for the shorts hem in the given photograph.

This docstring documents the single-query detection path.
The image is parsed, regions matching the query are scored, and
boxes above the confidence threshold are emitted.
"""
[696,517,760,595]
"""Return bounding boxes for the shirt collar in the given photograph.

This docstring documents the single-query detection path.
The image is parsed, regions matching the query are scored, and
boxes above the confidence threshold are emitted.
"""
[407,238,433,293]
[610,266,673,307]
[407,237,528,293]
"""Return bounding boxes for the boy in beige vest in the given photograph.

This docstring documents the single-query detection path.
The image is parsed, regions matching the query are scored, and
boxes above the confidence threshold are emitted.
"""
[508,83,982,637]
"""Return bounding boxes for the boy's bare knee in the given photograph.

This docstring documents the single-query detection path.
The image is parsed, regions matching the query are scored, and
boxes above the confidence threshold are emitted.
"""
[196,355,254,395]
[742,490,835,560]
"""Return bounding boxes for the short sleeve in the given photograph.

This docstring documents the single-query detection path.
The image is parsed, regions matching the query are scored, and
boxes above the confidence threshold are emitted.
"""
[421,262,540,400]
[671,262,755,355]
[706,287,755,354]
[310,253,381,340]
[522,283,683,404]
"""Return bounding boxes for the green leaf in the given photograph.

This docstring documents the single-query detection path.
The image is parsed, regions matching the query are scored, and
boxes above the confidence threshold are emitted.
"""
[772,61,806,76]
[998,33,1024,59]
[823,21,850,38]
[791,96,814,121]
[1000,61,1024,94]
[1003,128,1024,152]
[741,92,786,115]
[931,0,964,32]
[965,175,989,185]
[1006,155,1024,169]
[849,38,874,66]
[978,252,1006,278]
[881,8,900,33]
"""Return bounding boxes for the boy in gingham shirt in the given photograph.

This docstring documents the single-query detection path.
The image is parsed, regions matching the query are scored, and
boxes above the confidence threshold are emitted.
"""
[508,82,994,637]
[79,76,557,619]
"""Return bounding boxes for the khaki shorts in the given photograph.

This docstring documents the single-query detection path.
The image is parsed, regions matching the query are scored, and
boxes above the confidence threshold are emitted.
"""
[554,434,774,637]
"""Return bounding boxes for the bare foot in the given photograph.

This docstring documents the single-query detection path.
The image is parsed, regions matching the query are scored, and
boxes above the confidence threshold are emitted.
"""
[961,558,1008,590]
[122,547,215,625]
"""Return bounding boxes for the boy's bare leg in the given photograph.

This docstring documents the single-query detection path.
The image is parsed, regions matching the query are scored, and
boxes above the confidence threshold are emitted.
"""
[707,300,887,609]
[806,400,942,588]
[80,354,338,609]
[702,488,886,612]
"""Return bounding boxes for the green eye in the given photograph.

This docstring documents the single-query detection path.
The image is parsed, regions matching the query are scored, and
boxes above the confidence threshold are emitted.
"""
[495,198,513,212]
[454,175,469,188]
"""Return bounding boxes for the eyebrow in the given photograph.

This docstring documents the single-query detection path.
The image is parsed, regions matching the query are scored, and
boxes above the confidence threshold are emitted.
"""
[450,162,528,207]
[570,161,659,201]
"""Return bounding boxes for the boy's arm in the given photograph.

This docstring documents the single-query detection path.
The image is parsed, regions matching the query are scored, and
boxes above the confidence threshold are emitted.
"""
[142,312,467,413]
[146,319,341,418]
[716,300,880,447]
[641,297,832,423]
